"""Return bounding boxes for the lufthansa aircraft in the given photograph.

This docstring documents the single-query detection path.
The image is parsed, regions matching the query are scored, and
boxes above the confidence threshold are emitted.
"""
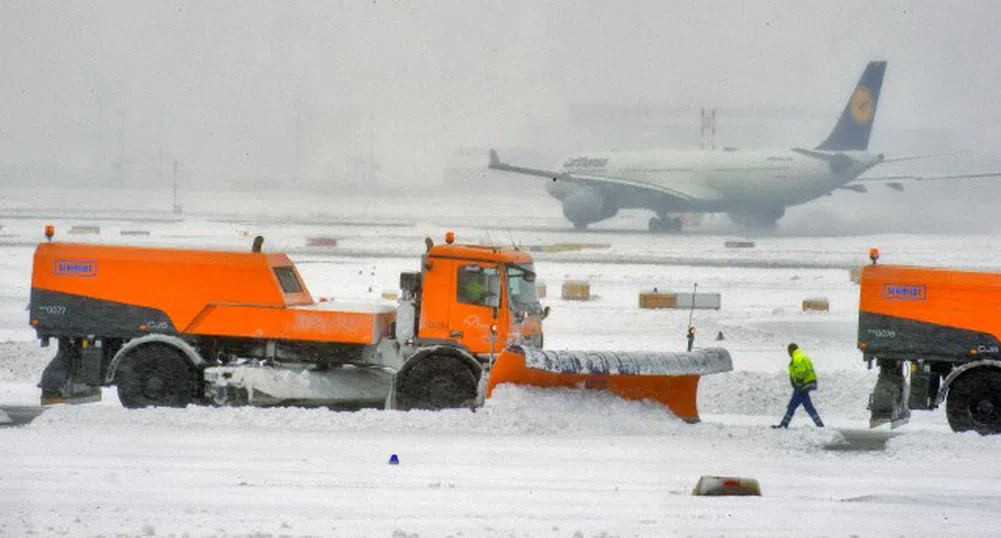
[489,61,994,232]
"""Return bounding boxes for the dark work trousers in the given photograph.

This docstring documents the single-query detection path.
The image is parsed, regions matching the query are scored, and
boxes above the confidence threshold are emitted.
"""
[779,388,824,427]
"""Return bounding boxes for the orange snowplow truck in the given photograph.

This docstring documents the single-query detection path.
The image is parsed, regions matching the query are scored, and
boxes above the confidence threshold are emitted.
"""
[29,230,731,417]
[860,250,1001,435]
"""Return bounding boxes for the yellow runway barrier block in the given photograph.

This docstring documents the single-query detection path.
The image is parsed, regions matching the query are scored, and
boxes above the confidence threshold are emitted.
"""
[561,281,590,301]
[802,298,830,311]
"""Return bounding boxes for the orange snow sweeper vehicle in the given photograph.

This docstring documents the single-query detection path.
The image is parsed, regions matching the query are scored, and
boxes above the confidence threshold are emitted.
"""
[29,229,731,420]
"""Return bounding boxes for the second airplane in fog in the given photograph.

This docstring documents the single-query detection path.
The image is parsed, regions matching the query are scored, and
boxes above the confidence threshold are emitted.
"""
[490,61,970,232]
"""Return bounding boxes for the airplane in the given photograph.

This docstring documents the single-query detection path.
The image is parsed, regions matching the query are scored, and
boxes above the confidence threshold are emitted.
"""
[488,61,997,232]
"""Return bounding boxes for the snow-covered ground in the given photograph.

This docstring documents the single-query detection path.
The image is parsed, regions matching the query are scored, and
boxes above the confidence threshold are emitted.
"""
[2,190,1001,536]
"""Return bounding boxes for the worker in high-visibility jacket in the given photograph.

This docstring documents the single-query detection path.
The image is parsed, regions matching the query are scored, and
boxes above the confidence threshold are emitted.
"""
[772,343,824,428]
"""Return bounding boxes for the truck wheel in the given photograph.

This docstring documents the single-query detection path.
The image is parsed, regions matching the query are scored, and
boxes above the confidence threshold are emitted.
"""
[946,369,1001,435]
[117,345,195,408]
[395,355,478,411]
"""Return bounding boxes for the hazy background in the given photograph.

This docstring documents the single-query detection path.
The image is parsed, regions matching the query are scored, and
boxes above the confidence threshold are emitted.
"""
[1,0,1000,230]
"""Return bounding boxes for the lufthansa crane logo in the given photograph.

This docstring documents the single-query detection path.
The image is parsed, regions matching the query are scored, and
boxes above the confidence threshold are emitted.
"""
[850,86,874,125]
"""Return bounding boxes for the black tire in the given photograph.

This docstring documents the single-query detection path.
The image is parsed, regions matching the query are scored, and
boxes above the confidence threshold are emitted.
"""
[946,369,1001,435]
[394,355,478,411]
[116,344,196,408]
[649,216,680,234]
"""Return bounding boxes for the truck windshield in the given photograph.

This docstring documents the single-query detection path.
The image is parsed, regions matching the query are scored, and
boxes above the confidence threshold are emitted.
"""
[506,264,540,312]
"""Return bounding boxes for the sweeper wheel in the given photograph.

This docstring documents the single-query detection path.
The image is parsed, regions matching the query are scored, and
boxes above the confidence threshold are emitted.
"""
[394,354,478,411]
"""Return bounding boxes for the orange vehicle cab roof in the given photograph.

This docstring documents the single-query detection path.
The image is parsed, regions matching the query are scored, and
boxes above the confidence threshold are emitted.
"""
[427,242,534,265]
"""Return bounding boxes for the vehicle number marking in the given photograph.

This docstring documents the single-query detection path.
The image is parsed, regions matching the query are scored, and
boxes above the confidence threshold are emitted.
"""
[867,329,896,338]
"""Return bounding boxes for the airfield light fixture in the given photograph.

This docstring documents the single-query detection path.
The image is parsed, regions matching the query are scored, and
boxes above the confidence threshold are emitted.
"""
[44,225,55,242]
[445,231,455,245]
[869,248,880,265]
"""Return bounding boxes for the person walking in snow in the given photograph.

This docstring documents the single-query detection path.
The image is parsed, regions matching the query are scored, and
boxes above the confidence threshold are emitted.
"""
[772,343,824,428]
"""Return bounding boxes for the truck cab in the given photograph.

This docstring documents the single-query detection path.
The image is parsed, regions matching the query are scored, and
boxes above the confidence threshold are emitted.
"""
[410,234,545,357]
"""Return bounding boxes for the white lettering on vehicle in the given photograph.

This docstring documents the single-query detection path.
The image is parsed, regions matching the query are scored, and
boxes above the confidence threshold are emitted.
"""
[867,328,896,338]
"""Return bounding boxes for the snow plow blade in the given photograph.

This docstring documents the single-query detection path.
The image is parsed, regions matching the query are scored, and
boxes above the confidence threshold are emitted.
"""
[485,346,732,422]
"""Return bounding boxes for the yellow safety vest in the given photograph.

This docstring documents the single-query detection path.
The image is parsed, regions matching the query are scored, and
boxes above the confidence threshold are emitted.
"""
[788,348,818,391]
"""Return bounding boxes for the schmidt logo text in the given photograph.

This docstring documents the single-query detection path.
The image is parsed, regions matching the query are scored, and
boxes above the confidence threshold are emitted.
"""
[882,283,926,301]
[53,260,98,277]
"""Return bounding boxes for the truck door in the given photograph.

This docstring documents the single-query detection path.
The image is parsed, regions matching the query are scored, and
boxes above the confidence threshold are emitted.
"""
[417,257,456,342]
[449,263,501,355]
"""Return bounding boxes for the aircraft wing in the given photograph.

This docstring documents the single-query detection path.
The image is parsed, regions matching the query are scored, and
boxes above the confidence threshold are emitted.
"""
[856,172,1001,182]
[488,149,723,204]
[848,171,1001,192]
[487,149,567,180]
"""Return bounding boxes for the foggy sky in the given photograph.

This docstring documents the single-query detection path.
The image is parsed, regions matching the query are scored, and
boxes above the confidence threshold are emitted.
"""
[2,1,1000,192]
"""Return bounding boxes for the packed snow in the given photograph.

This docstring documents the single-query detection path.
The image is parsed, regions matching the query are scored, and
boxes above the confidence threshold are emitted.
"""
[2,191,1001,536]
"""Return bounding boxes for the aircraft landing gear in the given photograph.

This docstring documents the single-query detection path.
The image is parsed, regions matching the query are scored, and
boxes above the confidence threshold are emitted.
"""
[728,208,784,232]
[649,216,681,233]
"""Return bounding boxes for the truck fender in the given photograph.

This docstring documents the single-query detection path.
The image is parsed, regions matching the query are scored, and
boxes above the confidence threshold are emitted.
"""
[936,359,1001,406]
[105,334,206,384]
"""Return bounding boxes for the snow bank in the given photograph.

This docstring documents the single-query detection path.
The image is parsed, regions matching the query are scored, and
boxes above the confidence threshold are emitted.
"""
[30,385,687,436]
[699,369,875,420]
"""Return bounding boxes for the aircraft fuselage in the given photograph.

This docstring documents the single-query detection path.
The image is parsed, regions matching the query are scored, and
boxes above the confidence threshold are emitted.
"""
[546,148,883,214]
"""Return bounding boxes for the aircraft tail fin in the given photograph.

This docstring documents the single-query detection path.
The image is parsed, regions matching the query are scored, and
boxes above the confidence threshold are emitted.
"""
[816,61,887,151]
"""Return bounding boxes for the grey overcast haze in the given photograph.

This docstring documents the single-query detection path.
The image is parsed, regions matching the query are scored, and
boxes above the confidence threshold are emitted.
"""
[1,1,1000,207]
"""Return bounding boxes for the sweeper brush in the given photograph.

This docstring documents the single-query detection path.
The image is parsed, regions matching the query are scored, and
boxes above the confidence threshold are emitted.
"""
[486,346,732,422]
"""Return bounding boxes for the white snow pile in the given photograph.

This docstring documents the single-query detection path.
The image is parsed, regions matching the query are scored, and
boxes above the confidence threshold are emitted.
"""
[699,369,875,419]
[31,384,689,436]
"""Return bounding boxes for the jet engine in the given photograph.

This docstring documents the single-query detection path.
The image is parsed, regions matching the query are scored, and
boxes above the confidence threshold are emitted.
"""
[561,188,617,229]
